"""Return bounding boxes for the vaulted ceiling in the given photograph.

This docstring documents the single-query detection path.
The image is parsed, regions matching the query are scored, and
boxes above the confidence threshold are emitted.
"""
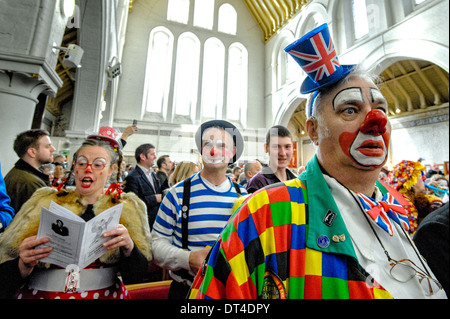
[243,0,311,42]
[379,60,449,116]
[47,1,449,139]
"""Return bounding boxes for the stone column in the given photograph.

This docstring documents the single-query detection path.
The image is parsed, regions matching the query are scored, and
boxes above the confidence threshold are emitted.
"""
[0,71,54,174]
[0,0,71,174]
[65,0,108,163]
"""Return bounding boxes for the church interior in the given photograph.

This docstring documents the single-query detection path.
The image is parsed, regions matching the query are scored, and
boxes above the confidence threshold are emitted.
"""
[0,0,449,301]
[0,0,448,175]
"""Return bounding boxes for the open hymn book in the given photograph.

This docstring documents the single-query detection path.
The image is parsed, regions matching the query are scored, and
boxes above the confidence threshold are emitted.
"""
[37,201,123,269]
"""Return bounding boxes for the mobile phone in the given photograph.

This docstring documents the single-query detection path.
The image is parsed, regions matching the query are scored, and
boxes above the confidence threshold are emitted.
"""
[133,119,138,125]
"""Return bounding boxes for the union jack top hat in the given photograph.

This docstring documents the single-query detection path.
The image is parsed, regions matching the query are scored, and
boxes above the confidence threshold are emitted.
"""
[285,23,355,94]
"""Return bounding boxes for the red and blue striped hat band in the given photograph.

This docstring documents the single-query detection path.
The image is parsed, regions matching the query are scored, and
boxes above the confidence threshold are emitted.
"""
[285,23,355,94]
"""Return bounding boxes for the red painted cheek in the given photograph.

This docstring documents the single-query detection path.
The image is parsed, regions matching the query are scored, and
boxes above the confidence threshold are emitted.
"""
[339,131,358,157]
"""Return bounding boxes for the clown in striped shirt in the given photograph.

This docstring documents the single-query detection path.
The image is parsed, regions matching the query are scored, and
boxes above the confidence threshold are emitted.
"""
[151,120,246,298]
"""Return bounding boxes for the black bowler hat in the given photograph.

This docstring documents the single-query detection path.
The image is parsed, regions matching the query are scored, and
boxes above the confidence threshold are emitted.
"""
[195,120,244,164]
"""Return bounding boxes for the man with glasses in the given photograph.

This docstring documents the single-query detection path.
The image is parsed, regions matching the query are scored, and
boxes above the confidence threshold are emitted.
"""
[123,143,162,230]
[190,24,446,299]
[5,129,55,214]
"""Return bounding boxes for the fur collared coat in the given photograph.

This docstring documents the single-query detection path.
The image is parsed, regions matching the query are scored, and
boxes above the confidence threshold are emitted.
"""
[0,187,152,267]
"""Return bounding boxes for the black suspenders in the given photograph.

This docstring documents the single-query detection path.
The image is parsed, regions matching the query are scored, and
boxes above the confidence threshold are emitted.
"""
[181,177,191,250]
[180,177,242,250]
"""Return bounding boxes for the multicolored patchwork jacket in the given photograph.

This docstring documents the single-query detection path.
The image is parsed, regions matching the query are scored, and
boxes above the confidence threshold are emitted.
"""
[189,155,395,299]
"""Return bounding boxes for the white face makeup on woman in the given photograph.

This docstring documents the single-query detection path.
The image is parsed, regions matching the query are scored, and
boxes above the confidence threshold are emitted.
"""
[74,145,113,202]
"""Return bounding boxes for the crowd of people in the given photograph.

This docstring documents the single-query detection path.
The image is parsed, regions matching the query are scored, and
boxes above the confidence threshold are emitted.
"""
[0,23,448,299]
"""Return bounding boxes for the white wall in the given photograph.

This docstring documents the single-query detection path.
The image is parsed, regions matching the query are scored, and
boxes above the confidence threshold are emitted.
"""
[389,108,449,168]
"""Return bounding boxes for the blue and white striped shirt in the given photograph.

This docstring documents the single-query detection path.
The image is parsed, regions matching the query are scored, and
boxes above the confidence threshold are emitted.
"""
[153,172,246,249]
[151,172,247,276]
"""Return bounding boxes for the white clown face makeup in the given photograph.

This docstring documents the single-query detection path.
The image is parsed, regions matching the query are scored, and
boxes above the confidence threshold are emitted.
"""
[370,87,386,105]
[335,87,390,167]
[202,139,227,164]
[314,77,391,171]
[332,87,365,111]
[348,132,388,166]
[201,128,235,165]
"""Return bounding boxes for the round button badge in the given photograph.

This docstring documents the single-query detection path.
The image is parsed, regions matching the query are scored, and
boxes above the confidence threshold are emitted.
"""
[317,235,330,249]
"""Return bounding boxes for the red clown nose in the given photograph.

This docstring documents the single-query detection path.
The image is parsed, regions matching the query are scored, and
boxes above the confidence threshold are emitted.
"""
[210,149,218,156]
[359,110,387,136]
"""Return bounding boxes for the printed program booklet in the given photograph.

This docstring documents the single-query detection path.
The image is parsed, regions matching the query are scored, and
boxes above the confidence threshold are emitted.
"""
[37,201,123,269]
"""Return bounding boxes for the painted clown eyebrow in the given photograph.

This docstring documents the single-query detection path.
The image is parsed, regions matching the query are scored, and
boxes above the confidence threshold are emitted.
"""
[332,87,364,109]
[370,88,387,104]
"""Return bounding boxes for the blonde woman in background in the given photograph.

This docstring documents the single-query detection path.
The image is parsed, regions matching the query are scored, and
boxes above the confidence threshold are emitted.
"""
[168,161,200,187]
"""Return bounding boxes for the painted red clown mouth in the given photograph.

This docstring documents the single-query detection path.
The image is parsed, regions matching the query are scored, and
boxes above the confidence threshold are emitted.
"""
[80,176,94,188]
[340,130,390,167]
[356,140,385,157]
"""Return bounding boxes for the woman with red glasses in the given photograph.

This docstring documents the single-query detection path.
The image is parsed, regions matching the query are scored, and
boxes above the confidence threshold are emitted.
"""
[0,139,152,299]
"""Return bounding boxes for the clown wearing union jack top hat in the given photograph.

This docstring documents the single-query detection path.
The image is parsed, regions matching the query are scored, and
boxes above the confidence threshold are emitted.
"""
[189,23,446,299]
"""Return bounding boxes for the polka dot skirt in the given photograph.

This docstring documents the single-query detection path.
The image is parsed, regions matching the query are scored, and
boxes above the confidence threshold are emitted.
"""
[15,279,130,299]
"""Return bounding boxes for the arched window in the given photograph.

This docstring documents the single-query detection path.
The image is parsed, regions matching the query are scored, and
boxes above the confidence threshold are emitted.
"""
[144,27,173,116]
[144,3,248,125]
[194,0,214,30]
[226,43,248,123]
[277,37,298,88]
[218,3,237,35]
[173,32,200,119]
[201,38,225,119]
[285,50,298,82]
[167,0,189,24]
[352,0,369,40]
